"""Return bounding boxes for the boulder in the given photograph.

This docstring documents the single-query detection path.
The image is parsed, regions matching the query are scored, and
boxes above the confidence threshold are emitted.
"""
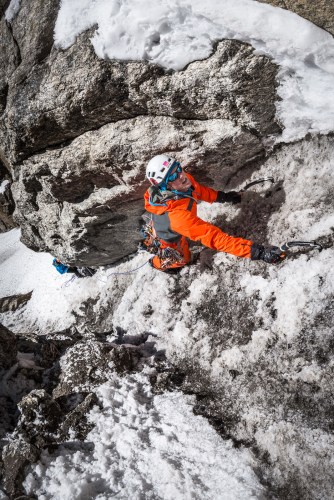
[52,340,115,398]
[0,35,279,164]
[53,340,141,398]
[12,116,264,265]
[2,439,39,498]
[60,392,99,441]
[16,389,62,448]
[0,3,281,264]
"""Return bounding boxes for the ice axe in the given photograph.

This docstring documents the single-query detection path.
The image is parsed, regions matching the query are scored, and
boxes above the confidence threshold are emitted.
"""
[271,240,323,261]
[279,240,323,254]
[239,177,275,193]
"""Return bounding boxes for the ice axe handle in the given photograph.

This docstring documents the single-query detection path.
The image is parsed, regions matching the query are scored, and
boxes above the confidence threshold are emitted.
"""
[240,177,275,192]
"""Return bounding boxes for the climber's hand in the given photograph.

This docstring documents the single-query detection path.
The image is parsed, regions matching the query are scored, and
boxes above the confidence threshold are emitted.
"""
[216,191,242,205]
[251,244,285,264]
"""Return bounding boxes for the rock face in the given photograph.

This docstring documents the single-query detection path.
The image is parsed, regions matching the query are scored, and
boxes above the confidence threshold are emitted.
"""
[1,35,279,164]
[0,159,16,232]
[12,116,265,265]
[0,183,15,232]
[2,2,333,497]
[2,439,39,497]
[0,325,145,498]
[87,134,332,499]
[0,291,31,313]
[0,0,281,264]
[257,0,334,36]
[0,323,17,370]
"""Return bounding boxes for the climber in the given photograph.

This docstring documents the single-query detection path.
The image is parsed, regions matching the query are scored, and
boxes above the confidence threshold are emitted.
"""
[143,154,285,272]
[52,258,96,278]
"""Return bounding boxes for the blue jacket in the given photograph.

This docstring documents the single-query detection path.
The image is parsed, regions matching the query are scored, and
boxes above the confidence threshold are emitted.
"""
[52,258,69,274]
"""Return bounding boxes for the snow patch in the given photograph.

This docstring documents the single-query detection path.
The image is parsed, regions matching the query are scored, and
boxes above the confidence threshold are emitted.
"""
[23,370,263,499]
[5,0,21,22]
[54,0,334,141]
[0,180,10,194]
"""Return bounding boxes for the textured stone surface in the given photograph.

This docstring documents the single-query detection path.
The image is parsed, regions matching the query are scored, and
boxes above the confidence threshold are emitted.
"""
[60,392,99,440]
[0,1,10,17]
[0,323,17,370]
[2,439,39,497]
[17,389,62,447]
[0,188,16,232]
[0,1,282,264]
[0,291,32,313]
[0,160,16,232]
[0,17,19,115]
[0,327,151,496]
[53,340,141,398]
[10,0,60,71]
[257,0,334,36]
[52,340,114,398]
[12,116,265,265]
[0,35,279,164]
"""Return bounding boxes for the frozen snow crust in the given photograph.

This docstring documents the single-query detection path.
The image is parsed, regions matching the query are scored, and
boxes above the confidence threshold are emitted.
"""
[54,0,334,142]
[1,135,334,498]
[23,371,262,500]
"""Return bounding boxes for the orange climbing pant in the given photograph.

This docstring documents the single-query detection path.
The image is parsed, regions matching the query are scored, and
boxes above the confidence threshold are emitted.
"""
[150,236,191,271]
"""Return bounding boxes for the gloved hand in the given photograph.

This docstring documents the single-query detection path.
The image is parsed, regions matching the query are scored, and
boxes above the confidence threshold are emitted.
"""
[216,191,242,204]
[250,243,285,264]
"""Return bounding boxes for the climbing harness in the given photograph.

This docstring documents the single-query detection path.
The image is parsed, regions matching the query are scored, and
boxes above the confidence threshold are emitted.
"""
[62,258,151,287]
[240,177,275,192]
[139,215,185,269]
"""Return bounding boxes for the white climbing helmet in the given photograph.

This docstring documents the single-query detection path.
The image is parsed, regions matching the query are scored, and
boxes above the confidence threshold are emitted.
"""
[146,154,176,185]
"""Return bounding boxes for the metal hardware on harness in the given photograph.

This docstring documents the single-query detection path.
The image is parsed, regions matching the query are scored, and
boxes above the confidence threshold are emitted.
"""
[140,218,184,267]
[159,247,184,269]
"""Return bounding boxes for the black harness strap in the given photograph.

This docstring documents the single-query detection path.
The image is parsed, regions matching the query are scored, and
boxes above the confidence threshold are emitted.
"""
[187,198,194,211]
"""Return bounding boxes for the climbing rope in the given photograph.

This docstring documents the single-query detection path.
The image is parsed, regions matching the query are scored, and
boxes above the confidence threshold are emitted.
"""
[62,257,151,287]
[61,274,76,288]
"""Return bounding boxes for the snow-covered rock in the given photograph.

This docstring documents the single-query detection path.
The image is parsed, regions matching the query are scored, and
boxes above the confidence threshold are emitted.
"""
[12,115,265,265]
[257,0,334,36]
[1,1,334,499]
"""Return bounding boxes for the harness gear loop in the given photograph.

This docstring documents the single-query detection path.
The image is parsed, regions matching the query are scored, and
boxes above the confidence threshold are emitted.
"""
[140,216,185,267]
